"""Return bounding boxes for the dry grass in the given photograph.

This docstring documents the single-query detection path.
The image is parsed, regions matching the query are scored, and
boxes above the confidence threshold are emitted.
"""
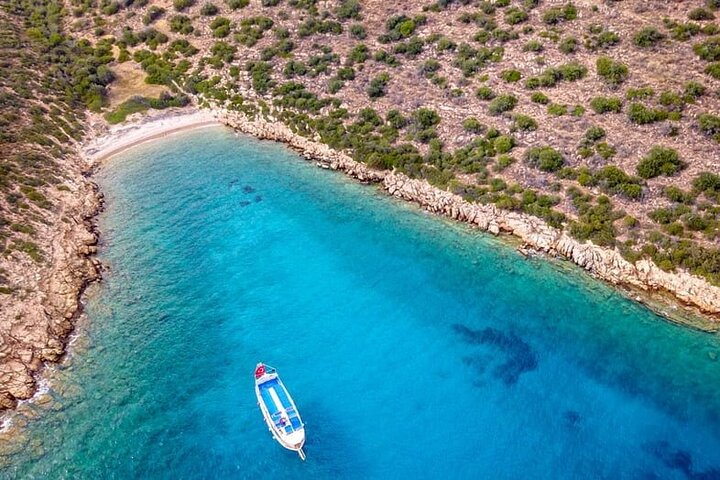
[107,60,167,108]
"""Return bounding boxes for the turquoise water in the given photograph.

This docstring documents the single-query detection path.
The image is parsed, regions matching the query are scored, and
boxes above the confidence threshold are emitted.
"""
[2,126,720,478]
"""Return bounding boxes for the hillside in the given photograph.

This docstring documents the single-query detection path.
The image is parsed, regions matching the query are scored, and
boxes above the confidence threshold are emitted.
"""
[90,0,720,283]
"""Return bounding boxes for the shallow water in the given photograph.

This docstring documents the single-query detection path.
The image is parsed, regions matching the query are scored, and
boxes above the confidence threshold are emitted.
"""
[3,127,720,479]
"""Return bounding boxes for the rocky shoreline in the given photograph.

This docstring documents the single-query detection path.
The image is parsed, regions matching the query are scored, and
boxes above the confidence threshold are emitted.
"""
[0,166,103,412]
[217,108,720,330]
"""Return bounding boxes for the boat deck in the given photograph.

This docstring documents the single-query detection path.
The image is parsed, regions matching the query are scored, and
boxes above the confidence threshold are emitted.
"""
[259,378,303,434]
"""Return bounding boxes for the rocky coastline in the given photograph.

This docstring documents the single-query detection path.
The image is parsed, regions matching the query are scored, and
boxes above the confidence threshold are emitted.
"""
[218,108,720,330]
[0,165,103,412]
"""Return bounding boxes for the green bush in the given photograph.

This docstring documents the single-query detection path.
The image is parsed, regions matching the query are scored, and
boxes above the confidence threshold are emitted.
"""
[227,0,249,9]
[476,86,495,100]
[636,146,685,179]
[596,56,629,87]
[488,94,518,115]
[585,126,606,142]
[693,172,720,200]
[542,3,577,24]
[501,69,522,82]
[559,36,578,53]
[348,43,370,63]
[706,62,720,79]
[664,186,694,204]
[514,114,538,131]
[143,6,165,25]
[367,73,390,98]
[698,113,720,141]
[336,0,362,20]
[525,146,564,172]
[689,7,715,20]
[531,92,550,104]
[350,24,366,39]
[547,103,567,116]
[495,154,515,171]
[462,117,485,133]
[590,96,622,113]
[505,7,529,24]
[200,2,219,15]
[523,40,544,52]
[628,103,667,125]
[494,135,515,154]
[693,36,720,61]
[170,15,194,34]
[633,27,665,47]
[594,165,642,199]
[173,0,195,11]
[626,87,655,100]
[585,28,621,51]
[684,81,706,99]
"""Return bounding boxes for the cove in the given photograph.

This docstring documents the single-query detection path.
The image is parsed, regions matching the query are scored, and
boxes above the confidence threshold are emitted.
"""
[2,126,720,478]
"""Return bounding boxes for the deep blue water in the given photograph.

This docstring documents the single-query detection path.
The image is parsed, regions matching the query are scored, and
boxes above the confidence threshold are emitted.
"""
[2,126,720,478]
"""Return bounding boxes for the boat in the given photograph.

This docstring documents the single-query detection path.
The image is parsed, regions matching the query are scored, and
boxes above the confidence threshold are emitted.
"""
[254,363,306,460]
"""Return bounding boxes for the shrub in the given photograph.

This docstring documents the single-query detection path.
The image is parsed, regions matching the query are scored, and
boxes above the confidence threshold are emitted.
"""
[693,36,720,61]
[594,166,642,199]
[170,15,194,34]
[542,3,577,24]
[664,186,695,204]
[693,172,720,199]
[476,86,495,100]
[706,62,720,79]
[547,103,567,116]
[559,36,578,53]
[636,146,685,179]
[348,43,370,63]
[350,24,366,39]
[336,0,362,20]
[227,0,249,9]
[523,40,544,52]
[367,73,390,98]
[628,103,667,125]
[501,69,522,82]
[590,96,622,113]
[514,114,538,131]
[698,113,720,141]
[596,56,629,87]
[585,28,621,51]
[626,87,655,100]
[585,126,606,142]
[684,81,706,99]
[494,135,515,154]
[595,142,616,159]
[173,0,195,11]
[143,6,165,25]
[531,92,549,104]
[328,78,344,93]
[689,8,715,20]
[525,146,564,172]
[462,117,485,133]
[495,154,515,171]
[505,7,529,25]
[200,2,219,15]
[633,27,665,48]
[488,94,518,115]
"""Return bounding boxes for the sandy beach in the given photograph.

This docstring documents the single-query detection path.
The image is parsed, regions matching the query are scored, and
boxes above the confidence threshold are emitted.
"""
[83,109,221,162]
